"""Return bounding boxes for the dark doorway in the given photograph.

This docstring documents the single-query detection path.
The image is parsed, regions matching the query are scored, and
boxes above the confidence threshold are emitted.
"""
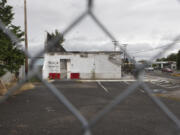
[60,59,70,79]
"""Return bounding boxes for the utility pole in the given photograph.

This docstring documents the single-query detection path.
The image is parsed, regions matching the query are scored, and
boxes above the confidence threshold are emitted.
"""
[122,44,128,75]
[123,44,127,61]
[112,41,119,51]
[24,0,28,75]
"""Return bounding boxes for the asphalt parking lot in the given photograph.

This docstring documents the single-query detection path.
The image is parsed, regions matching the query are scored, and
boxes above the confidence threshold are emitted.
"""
[0,81,180,135]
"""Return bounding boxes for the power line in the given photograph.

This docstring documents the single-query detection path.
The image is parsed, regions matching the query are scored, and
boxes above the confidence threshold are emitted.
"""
[130,44,171,55]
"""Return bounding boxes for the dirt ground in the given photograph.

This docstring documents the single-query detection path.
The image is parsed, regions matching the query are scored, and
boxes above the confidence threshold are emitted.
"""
[0,81,34,96]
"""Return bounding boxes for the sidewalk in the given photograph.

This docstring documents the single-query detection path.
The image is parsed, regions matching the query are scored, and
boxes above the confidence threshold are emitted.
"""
[77,74,161,82]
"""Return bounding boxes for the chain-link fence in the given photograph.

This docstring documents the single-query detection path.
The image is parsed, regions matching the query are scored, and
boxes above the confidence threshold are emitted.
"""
[0,0,180,135]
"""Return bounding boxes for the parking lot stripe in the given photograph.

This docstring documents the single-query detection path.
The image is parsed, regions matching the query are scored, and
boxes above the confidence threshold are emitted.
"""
[123,81,130,85]
[97,81,109,93]
[150,80,180,89]
[167,85,180,89]
[139,89,145,93]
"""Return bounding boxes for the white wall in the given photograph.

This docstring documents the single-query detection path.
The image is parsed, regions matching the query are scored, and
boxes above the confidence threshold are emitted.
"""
[43,53,122,80]
[0,72,15,83]
[0,65,25,83]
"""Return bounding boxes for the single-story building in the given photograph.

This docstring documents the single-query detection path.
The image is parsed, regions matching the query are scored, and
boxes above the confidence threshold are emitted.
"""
[153,61,177,70]
[42,51,122,80]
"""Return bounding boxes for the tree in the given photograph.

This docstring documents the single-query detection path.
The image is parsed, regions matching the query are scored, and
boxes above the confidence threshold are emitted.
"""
[156,53,177,62]
[0,0,25,77]
[45,30,66,52]
[166,53,177,61]
[177,50,180,70]
[156,57,166,61]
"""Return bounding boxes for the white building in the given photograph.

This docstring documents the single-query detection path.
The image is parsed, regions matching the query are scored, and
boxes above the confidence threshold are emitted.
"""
[154,61,177,70]
[42,51,122,80]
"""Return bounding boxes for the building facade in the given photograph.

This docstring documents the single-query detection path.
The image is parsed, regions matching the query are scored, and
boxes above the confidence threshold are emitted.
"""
[43,51,122,80]
[153,61,177,70]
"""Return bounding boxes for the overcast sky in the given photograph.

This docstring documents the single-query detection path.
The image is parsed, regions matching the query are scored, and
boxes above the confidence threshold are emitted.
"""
[7,0,180,60]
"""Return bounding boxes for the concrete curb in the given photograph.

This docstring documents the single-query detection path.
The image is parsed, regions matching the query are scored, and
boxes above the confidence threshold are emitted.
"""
[76,79,159,82]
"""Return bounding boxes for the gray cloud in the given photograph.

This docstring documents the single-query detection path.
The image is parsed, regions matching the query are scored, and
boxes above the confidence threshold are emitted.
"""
[7,0,180,60]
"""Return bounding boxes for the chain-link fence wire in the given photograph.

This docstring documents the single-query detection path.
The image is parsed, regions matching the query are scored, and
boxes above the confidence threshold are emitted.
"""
[0,0,180,134]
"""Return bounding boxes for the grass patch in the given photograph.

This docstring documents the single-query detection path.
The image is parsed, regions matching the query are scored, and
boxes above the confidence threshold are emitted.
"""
[172,73,180,77]
[13,82,35,95]
[155,93,180,102]
[0,81,35,96]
